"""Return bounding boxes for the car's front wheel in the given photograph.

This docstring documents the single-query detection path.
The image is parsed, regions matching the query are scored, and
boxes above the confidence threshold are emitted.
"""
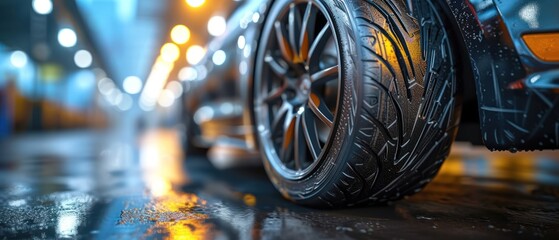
[251,0,461,207]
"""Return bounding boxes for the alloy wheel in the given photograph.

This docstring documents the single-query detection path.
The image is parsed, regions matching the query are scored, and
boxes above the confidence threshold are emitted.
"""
[254,0,340,180]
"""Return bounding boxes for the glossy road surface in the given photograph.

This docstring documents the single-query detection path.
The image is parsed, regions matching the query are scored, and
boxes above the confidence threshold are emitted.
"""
[0,129,558,239]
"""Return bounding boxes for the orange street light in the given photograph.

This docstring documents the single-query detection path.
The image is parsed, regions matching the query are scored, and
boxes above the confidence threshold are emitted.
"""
[186,0,205,8]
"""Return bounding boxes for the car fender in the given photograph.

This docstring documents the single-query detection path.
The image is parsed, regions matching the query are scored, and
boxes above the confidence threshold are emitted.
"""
[434,0,559,150]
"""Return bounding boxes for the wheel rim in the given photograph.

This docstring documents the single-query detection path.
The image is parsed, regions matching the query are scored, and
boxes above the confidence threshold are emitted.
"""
[254,0,340,180]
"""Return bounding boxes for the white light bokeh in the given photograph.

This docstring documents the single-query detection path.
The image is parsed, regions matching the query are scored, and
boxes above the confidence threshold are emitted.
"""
[239,61,247,75]
[207,16,227,37]
[178,67,198,81]
[118,94,133,111]
[220,102,234,115]
[252,12,260,23]
[32,0,53,15]
[139,57,174,109]
[123,76,143,95]
[108,89,124,106]
[186,45,205,65]
[196,65,208,80]
[58,28,77,48]
[74,50,92,68]
[140,98,155,111]
[194,106,214,124]
[160,43,180,63]
[92,68,106,79]
[166,81,183,99]
[98,80,114,96]
[98,78,115,95]
[158,89,175,108]
[10,51,28,68]
[243,44,251,58]
[237,35,246,49]
[212,50,227,66]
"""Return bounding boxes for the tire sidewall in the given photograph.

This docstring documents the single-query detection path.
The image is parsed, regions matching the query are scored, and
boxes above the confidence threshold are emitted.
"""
[254,0,363,204]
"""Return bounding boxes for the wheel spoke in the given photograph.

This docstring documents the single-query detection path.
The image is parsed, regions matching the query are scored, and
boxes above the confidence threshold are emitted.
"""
[280,114,297,163]
[288,3,302,60]
[308,93,334,128]
[265,54,288,77]
[301,109,321,160]
[275,21,294,62]
[263,82,287,104]
[271,103,289,138]
[311,65,338,86]
[308,23,332,67]
[294,114,305,170]
[299,2,317,62]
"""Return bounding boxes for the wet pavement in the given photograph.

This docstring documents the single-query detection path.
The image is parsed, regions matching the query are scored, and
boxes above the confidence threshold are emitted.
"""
[0,129,558,239]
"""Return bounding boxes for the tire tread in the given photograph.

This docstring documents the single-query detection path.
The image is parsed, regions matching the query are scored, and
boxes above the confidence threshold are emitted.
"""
[312,0,460,207]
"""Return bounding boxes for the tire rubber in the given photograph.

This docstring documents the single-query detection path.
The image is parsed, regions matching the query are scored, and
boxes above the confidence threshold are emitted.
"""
[256,0,461,207]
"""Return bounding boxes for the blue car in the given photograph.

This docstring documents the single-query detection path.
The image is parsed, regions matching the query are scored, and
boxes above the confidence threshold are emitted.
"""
[184,0,559,207]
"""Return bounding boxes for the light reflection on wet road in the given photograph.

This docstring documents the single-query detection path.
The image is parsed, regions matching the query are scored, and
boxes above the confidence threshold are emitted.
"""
[0,129,558,239]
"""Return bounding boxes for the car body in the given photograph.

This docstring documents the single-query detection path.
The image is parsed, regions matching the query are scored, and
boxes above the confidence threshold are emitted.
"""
[454,0,559,150]
[182,0,559,206]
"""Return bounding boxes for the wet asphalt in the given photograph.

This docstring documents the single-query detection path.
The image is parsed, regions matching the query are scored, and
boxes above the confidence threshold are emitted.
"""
[0,129,558,239]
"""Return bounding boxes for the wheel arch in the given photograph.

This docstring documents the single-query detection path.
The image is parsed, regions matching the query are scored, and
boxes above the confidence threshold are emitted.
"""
[408,0,558,150]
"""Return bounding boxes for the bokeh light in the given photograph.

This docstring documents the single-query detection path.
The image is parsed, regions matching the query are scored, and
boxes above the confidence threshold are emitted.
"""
[185,0,205,8]
[178,67,198,81]
[140,57,175,110]
[158,89,175,108]
[108,89,124,106]
[212,50,226,66]
[166,81,184,99]
[123,76,143,95]
[32,0,53,15]
[118,94,133,111]
[207,16,226,37]
[160,43,180,63]
[186,45,205,65]
[10,51,28,68]
[170,25,190,45]
[237,35,246,49]
[58,28,77,48]
[74,50,93,68]
[98,78,115,95]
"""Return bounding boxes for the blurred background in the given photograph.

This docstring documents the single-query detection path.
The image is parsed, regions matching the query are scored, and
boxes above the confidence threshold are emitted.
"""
[1,1,558,239]
[0,0,240,138]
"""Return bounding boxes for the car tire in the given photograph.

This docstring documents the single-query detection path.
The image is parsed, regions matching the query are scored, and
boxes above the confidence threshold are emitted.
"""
[251,0,461,207]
